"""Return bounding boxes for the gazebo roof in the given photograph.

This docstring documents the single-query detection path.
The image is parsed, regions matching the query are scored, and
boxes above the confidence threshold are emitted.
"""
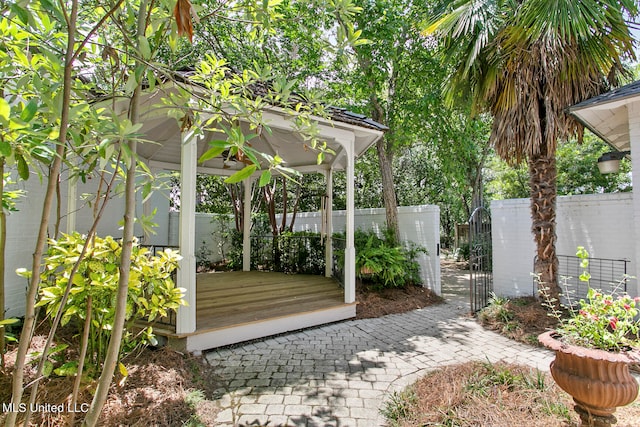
[108,74,387,175]
[568,80,640,152]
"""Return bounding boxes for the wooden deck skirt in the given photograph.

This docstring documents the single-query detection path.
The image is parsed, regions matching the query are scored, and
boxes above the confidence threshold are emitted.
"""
[162,271,355,352]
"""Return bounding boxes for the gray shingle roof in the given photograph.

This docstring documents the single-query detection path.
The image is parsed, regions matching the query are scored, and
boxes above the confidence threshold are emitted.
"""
[173,68,388,132]
[569,80,640,111]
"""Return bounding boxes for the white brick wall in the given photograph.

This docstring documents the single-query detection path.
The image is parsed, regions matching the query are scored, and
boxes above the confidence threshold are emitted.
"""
[21,176,638,313]
[167,212,234,263]
[491,198,537,298]
[492,192,638,298]
[4,170,173,318]
[4,177,53,317]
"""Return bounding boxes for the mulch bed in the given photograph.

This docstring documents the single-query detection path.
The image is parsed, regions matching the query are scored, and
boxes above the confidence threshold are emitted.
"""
[356,281,443,319]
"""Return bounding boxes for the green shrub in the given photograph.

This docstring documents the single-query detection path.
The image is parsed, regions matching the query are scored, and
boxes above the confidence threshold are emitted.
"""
[227,229,244,270]
[380,388,418,426]
[455,243,470,261]
[349,229,427,289]
[478,293,514,324]
[36,233,185,374]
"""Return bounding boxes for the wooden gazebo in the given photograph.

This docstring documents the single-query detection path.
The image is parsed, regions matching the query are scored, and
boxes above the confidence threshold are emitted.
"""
[81,80,386,351]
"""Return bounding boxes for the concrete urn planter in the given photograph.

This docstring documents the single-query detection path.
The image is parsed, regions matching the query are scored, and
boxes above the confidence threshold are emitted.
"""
[539,330,639,426]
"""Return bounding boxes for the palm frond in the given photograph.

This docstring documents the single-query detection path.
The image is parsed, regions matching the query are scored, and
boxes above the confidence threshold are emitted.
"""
[427,0,637,162]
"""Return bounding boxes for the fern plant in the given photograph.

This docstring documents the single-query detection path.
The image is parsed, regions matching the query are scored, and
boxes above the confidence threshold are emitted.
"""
[351,229,427,289]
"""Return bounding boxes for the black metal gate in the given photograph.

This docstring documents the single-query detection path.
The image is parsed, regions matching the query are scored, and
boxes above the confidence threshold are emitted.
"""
[469,206,492,313]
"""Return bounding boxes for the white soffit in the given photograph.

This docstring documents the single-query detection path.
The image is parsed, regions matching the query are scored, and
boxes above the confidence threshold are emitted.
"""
[569,80,640,153]
[107,87,384,174]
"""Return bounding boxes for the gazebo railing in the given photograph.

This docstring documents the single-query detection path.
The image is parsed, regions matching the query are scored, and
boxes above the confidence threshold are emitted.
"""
[250,233,326,275]
[140,244,179,257]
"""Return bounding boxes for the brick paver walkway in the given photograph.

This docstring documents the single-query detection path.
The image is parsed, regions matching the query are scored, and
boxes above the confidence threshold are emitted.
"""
[204,299,554,426]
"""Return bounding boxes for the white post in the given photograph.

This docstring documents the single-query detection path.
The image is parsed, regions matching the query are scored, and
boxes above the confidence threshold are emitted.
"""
[628,101,640,297]
[242,178,252,271]
[344,137,356,304]
[66,167,77,233]
[141,167,156,245]
[176,130,198,334]
[325,169,334,278]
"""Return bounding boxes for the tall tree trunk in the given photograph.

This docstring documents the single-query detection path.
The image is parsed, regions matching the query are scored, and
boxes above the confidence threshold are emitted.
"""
[376,136,400,243]
[0,160,5,368]
[357,52,400,244]
[368,87,400,244]
[83,1,147,424]
[6,1,77,422]
[529,151,560,302]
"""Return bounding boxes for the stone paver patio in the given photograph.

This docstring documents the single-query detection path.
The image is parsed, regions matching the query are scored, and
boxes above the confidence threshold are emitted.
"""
[204,284,554,426]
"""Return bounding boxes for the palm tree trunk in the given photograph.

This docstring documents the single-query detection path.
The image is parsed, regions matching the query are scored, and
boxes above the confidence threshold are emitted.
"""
[529,152,560,302]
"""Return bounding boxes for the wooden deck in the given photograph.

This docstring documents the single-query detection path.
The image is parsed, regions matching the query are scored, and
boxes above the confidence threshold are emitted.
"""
[196,271,345,329]
[165,271,355,351]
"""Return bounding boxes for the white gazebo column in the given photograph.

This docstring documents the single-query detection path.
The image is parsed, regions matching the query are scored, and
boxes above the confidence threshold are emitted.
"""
[344,136,356,303]
[66,170,77,233]
[629,101,640,297]
[324,169,334,278]
[242,177,252,271]
[176,130,199,334]
[141,166,157,244]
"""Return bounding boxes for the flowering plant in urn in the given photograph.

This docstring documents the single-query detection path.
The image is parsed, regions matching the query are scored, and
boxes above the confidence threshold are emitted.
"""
[538,246,640,427]
[542,246,640,351]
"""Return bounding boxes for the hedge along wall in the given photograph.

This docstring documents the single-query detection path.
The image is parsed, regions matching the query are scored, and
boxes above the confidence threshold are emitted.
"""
[492,192,638,299]
[168,205,442,294]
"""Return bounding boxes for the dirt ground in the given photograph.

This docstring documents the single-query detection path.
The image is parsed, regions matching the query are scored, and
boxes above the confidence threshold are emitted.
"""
[356,281,444,319]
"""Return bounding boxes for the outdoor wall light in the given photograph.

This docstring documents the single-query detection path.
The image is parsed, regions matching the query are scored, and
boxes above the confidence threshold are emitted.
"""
[597,150,630,174]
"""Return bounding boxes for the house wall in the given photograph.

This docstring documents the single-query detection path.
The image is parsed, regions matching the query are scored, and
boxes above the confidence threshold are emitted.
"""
[167,205,442,294]
[629,102,640,301]
[492,192,638,298]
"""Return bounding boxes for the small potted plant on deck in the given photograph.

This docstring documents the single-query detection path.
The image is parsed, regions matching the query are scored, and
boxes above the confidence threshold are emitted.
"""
[538,247,640,427]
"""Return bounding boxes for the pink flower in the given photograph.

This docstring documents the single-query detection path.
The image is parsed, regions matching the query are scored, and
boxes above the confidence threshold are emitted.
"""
[635,297,640,303]
[609,317,618,330]
[604,299,613,307]
[624,304,631,311]
[579,309,587,317]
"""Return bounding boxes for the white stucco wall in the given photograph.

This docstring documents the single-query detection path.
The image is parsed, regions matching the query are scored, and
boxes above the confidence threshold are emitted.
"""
[73,172,173,245]
[4,176,56,317]
[492,192,637,298]
[167,212,234,263]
